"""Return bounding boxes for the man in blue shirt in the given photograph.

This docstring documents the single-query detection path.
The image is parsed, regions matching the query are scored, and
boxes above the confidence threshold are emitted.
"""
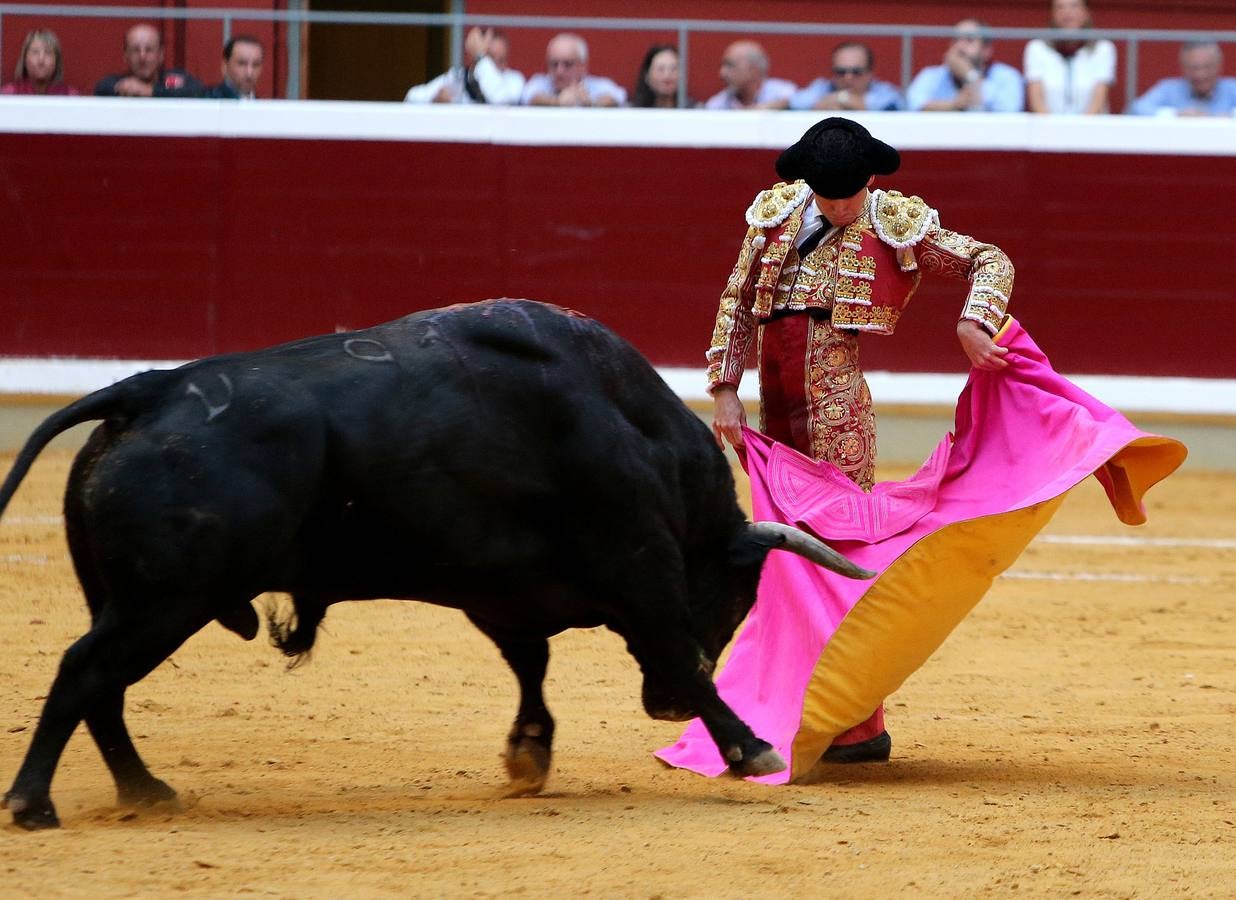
[789,42,904,112]
[907,19,1024,113]
[1129,41,1236,117]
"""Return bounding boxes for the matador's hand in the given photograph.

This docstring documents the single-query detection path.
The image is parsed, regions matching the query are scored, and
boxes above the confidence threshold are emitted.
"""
[711,386,748,450]
[957,319,1009,371]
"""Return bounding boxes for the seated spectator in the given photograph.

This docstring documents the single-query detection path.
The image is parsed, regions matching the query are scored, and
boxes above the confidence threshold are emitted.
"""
[521,33,625,107]
[706,40,794,110]
[405,27,524,105]
[631,44,690,108]
[908,20,1024,112]
[789,42,903,112]
[201,35,263,99]
[1,28,79,95]
[94,23,202,98]
[1129,41,1236,117]
[1024,0,1115,114]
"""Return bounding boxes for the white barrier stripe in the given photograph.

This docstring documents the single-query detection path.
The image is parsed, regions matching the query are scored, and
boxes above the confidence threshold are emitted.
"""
[1003,570,1208,585]
[0,515,65,526]
[2,361,1236,417]
[3,102,1236,158]
[1037,534,1236,550]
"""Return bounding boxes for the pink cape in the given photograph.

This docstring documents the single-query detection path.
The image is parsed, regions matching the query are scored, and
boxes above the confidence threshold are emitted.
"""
[656,318,1186,783]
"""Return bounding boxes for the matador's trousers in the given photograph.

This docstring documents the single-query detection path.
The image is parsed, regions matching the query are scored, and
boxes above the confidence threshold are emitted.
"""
[757,310,886,747]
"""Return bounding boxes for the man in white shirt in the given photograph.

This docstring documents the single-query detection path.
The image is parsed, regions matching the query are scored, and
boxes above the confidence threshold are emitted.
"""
[404,27,525,105]
[705,40,796,110]
[520,33,626,107]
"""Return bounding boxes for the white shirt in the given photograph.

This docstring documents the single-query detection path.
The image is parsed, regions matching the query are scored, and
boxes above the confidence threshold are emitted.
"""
[520,72,627,106]
[704,77,797,110]
[404,57,525,105]
[1023,38,1116,114]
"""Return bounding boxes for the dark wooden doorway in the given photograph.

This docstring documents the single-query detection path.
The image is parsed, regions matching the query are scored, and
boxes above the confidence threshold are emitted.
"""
[306,0,449,101]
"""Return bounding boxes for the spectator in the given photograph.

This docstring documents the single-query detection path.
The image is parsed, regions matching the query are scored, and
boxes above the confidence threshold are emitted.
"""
[94,23,202,98]
[2,28,79,95]
[1129,41,1236,117]
[405,27,524,105]
[705,40,795,110]
[789,42,903,112]
[521,33,626,107]
[201,35,263,99]
[1024,0,1115,114]
[631,44,689,108]
[908,19,1024,112]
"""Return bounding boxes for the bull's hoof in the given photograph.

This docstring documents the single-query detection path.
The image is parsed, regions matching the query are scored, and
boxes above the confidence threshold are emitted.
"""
[502,737,551,798]
[725,742,787,778]
[117,776,179,809]
[4,791,61,830]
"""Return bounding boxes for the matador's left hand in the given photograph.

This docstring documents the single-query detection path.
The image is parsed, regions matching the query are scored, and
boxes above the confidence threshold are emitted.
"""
[957,319,1009,371]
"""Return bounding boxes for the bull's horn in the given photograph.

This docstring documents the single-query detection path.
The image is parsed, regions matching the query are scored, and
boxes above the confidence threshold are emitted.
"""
[749,522,877,581]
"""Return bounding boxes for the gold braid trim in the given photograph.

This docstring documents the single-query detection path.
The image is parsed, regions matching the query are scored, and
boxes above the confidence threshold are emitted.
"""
[916,226,1014,333]
[870,189,938,249]
[706,224,761,390]
[746,181,812,228]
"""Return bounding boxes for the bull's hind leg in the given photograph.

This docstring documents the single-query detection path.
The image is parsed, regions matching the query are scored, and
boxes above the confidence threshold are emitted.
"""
[84,688,178,808]
[4,604,210,829]
[466,615,554,797]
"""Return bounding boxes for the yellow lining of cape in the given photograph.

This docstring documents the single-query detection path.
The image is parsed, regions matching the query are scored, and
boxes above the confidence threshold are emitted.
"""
[788,496,1065,781]
[785,433,1187,781]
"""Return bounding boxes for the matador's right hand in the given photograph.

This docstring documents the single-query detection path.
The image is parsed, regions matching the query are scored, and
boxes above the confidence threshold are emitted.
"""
[711,386,748,451]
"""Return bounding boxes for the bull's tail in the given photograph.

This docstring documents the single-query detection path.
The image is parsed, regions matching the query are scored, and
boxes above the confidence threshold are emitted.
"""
[0,370,173,520]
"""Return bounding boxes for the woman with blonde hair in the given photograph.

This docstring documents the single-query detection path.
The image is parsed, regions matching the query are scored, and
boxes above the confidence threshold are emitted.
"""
[2,28,80,95]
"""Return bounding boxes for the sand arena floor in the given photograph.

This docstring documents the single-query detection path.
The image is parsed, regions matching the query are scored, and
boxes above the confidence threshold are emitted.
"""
[1,448,1234,897]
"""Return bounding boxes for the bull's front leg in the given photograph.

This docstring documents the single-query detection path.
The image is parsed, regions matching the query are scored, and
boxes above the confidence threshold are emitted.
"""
[466,615,555,797]
[625,627,786,779]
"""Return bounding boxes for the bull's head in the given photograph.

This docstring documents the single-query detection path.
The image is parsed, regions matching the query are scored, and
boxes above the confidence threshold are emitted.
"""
[696,522,875,668]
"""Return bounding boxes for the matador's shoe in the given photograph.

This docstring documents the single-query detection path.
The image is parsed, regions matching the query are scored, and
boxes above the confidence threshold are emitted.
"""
[820,730,892,764]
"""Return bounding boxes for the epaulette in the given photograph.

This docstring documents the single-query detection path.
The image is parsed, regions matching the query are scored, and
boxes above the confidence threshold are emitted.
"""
[745,181,812,229]
[869,189,938,249]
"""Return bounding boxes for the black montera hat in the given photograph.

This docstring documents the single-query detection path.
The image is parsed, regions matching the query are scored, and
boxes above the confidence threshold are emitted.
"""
[775,117,901,199]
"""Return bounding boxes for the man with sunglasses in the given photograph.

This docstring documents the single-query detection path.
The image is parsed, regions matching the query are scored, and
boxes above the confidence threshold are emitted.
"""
[789,42,905,112]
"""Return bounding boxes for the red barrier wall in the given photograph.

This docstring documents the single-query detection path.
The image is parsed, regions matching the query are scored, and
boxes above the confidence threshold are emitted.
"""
[2,123,1232,378]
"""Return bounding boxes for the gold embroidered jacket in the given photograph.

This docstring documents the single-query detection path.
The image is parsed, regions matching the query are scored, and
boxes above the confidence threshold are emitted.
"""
[706,181,1014,391]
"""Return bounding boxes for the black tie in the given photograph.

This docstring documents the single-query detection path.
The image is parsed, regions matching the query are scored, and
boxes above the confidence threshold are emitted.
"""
[797,217,833,259]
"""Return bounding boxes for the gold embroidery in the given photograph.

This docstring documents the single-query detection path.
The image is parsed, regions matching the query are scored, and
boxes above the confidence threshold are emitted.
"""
[871,190,935,248]
[917,227,1014,333]
[805,317,875,490]
[746,180,812,228]
[706,225,763,389]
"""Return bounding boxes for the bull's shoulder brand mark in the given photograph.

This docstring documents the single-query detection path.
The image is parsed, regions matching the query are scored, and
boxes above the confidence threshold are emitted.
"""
[746,180,811,229]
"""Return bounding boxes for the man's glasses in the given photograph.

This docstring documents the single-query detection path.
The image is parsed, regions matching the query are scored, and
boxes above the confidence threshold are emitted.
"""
[832,67,868,77]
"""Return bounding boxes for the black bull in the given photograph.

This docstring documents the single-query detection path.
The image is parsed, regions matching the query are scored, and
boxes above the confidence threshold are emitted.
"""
[1,299,873,829]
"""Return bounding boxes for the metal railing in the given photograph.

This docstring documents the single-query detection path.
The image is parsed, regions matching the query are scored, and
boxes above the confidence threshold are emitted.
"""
[2,4,1234,107]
